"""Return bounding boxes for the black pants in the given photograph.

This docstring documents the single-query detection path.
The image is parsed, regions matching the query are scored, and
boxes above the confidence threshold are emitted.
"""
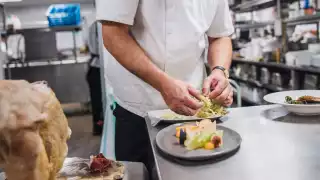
[86,66,104,133]
[113,104,155,179]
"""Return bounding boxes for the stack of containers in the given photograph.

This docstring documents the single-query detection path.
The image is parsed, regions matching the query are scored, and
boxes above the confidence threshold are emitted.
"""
[46,4,81,27]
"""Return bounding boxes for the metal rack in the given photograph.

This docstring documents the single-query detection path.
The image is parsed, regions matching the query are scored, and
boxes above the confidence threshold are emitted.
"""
[231,0,320,106]
[234,21,274,30]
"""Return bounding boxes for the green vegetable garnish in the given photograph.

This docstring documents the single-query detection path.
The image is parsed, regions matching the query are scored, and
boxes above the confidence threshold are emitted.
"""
[196,95,227,118]
[285,96,303,104]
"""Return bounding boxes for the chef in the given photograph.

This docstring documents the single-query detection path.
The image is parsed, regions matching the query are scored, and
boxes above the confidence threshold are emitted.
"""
[96,0,234,177]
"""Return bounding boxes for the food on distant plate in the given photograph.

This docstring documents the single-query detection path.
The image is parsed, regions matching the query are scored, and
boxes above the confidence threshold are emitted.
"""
[57,153,125,180]
[0,80,71,180]
[175,119,223,150]
[161,95,227,120]
[285,96,320,104]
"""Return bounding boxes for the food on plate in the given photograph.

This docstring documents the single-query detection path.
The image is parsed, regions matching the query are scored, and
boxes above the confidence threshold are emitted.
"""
[174,119,223,150]
[161,113,188,120]
[195,95,227,118]
[0,80,71,180]
[57,153,125,180]
[285,95,320,104]
[161,95,227,120]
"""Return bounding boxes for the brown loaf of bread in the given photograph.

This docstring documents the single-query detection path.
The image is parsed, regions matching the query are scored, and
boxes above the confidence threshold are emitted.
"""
[0,80,71,180]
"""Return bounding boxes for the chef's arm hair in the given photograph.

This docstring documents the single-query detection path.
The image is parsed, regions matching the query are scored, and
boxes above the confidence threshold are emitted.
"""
[100,21,171,92]
[207,36,232,71]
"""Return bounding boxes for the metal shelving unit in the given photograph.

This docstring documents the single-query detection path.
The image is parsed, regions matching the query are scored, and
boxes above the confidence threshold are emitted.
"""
[232,0,275,13]
[285,13,320,26]
[230,74,288,92]
[234,21,274,30]
[231,0,320,106]
[233,57,320,75]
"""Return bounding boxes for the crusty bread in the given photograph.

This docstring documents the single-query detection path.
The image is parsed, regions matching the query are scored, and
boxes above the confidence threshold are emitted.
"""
[0,80,71,180]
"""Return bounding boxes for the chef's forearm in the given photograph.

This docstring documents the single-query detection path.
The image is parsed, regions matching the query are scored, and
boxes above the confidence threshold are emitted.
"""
[101,22,171,92]
[207,37,232,71]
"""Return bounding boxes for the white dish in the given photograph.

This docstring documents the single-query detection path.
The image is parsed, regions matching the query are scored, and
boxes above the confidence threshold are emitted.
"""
[147,109,224,123]
[263,90,320,116]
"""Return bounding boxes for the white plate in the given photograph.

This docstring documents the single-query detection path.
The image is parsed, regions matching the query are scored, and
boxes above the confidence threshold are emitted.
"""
[263,90,320,116]
[147,109,223,123]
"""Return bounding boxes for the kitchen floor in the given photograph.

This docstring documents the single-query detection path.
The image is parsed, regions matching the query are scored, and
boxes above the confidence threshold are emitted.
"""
[66,114,101,158]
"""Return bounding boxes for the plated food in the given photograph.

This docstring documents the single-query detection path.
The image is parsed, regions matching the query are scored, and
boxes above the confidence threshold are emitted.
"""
[195,95,227,118]
[156,120,242,161]
[57,153,125,180]
[264,90,320,116]
[154,95,227,122]
[175,119,223,151]
[285,96,320,104]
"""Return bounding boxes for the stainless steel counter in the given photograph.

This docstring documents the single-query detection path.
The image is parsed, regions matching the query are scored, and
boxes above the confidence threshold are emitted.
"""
[146,105,320,180]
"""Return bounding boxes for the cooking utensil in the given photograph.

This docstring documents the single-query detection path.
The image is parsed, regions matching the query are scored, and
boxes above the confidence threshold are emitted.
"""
[156,123,242,161]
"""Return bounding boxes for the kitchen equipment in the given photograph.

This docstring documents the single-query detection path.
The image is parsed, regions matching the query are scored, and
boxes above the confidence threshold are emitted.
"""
[260,68,270,84]
[308,43,320,53]
[250,66,257,80]
[264,90,320,116]
[311,54,320,67]
[285,50,314,66]
[155,123,242,161]
[271,72,282,87]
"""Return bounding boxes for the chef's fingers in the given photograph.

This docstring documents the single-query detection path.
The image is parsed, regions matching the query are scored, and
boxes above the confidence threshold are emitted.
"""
[209,79,228,99]
[202,76,217,96]
[215,84,231,103]
[183,95,203,110]
[188,86,202,101]
[223,89,233,107]
[173,105,197,116]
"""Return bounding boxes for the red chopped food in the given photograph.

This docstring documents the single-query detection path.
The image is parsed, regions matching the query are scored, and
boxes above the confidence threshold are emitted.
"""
[211,136,222,148]
[90,153,112,173]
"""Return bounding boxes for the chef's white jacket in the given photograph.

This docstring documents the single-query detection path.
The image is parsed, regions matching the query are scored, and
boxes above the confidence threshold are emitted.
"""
[96,0,234,117]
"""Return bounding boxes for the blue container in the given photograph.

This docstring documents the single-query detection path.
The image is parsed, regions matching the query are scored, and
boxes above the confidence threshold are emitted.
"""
[46,4,81,27]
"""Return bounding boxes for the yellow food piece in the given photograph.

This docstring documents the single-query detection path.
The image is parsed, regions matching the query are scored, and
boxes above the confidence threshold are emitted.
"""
[204,142,215,150]
[176,125,197,132]
[176,130,180,138]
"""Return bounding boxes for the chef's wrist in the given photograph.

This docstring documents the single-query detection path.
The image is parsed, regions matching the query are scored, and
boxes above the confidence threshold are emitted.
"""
[211,66,229,79]
[154,72,172,92]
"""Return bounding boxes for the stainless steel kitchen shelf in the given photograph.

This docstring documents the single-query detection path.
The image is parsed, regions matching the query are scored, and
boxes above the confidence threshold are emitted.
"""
[232,57,292,70]
[234,22,274,30]
[230,74,287,92]
[285,14,320,26]
[232,0,274,13]
[14,25,82,34]
[231,0,296,13]
[232,57,320,74]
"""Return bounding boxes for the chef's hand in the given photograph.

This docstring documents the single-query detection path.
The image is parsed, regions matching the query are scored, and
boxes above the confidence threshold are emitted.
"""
[160,78,203,116]
[202,69,233,106]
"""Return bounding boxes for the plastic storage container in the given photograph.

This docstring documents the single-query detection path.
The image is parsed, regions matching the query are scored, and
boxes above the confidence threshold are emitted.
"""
[46,4,81,27]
